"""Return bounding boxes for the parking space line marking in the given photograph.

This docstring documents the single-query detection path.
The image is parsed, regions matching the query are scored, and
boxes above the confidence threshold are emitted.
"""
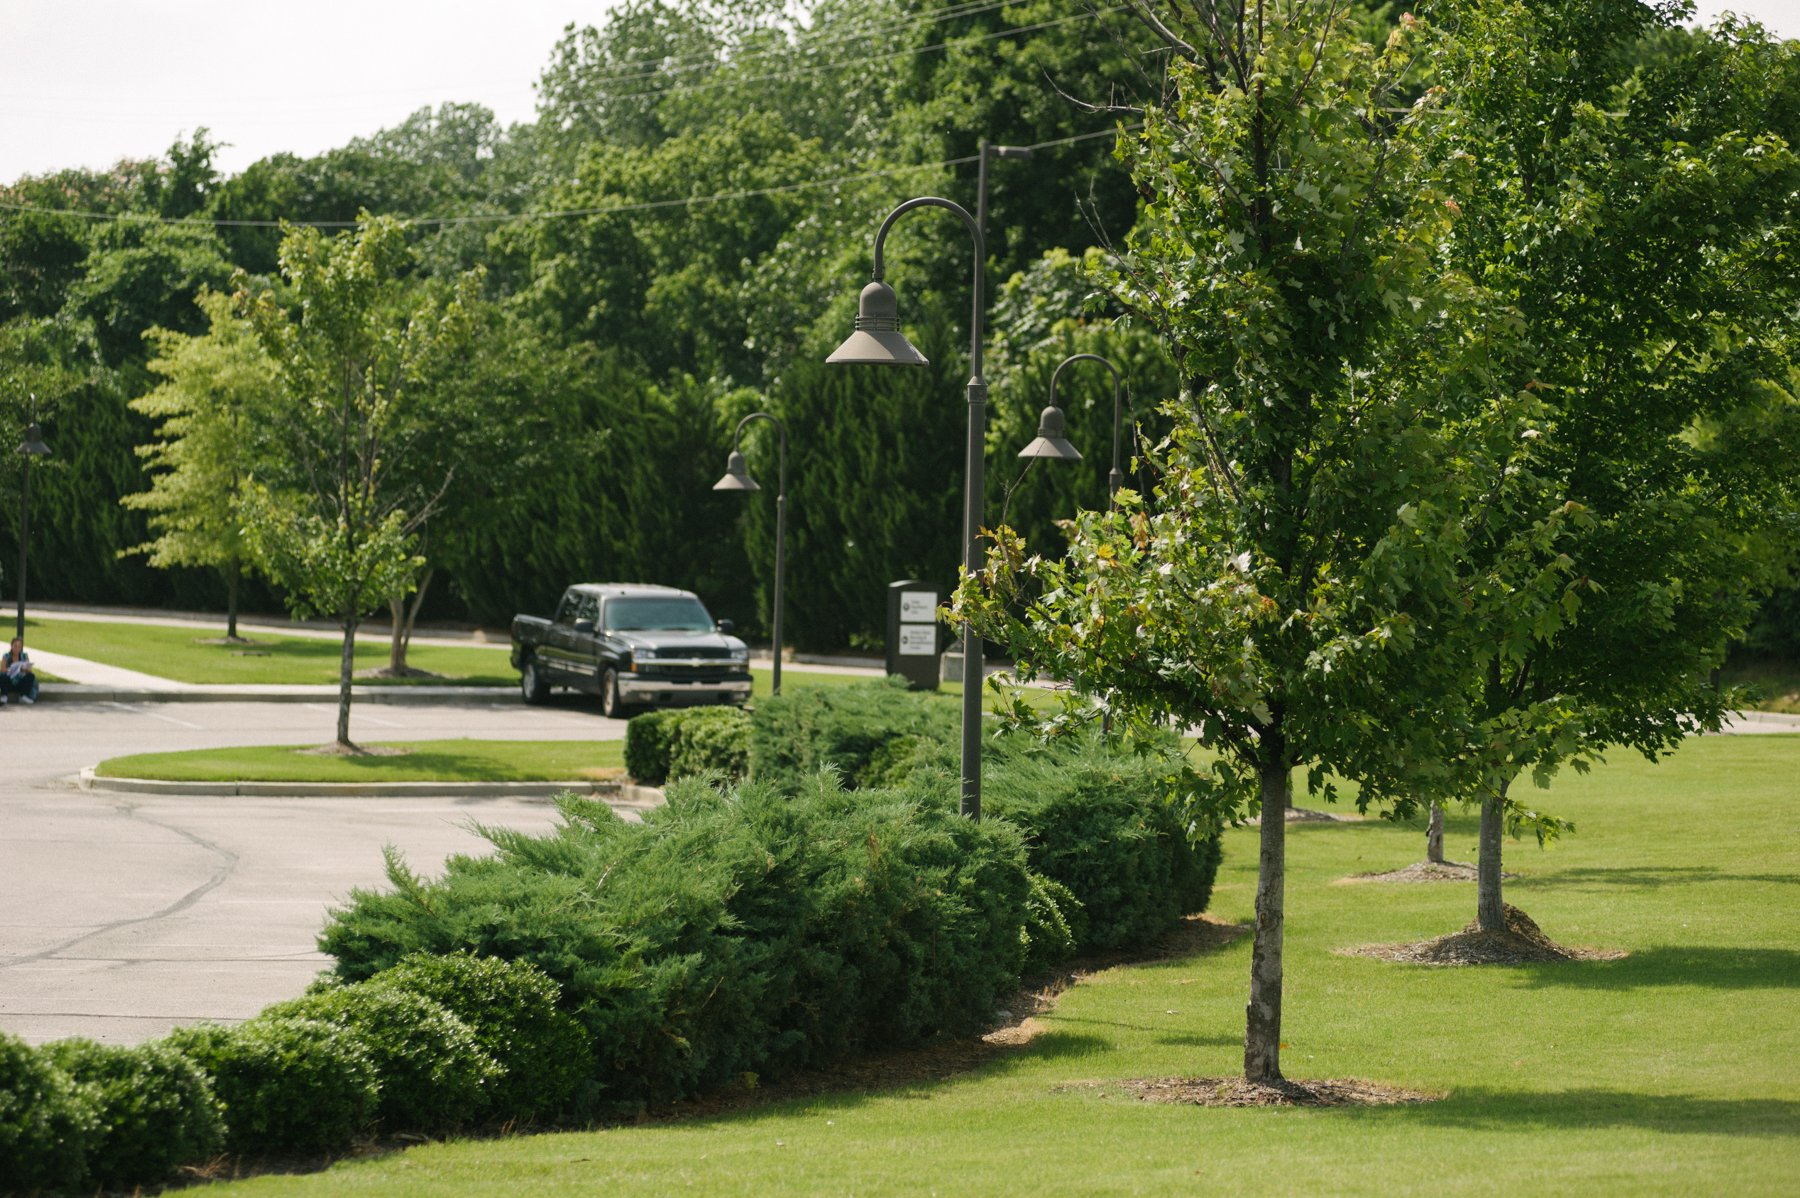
[301,703,404,728]
[103,702,203,730]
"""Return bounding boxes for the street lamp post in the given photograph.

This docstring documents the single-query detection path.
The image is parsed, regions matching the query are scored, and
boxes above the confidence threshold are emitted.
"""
[1034,354,1125,730]
[712,412,788,697]
[15,409,51,641]
[827,195,993,818]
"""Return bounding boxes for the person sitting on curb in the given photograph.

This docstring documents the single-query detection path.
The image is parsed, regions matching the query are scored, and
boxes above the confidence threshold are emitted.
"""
[1,636,37,705]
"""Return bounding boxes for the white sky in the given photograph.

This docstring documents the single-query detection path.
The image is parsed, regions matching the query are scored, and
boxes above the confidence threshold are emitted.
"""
[0,2,622,183]
[1,0,1796,187]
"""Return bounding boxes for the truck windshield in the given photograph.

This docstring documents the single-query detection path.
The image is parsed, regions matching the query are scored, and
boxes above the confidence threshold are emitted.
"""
[604,597,715,632]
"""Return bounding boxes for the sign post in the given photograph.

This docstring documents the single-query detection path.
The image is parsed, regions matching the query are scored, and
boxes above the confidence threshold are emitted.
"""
[886,579,942,691]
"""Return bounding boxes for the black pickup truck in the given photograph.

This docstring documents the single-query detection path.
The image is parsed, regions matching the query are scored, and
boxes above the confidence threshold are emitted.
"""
[511,583,752,717]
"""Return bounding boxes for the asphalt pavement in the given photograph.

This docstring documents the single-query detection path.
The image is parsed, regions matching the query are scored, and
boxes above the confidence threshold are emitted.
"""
[0,694,629,1046]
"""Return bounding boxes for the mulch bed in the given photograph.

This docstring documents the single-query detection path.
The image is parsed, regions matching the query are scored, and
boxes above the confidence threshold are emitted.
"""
[1245,806,1362,825]
[1341,904,1627,966]
[1063,1076,1442,1108]
[1337,860,1517,885]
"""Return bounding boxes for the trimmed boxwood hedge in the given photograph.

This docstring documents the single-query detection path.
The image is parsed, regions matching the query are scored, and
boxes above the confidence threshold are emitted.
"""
[624,705,752,785]
[166,1016,380,1156]
[0,1031,96,1194]
[264,983,501,1134]
[44,1037,224,1190]
[367,952,592,1124]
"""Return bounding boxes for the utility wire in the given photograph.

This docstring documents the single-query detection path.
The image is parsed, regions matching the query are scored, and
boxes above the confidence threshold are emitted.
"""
[0,126,1132,230]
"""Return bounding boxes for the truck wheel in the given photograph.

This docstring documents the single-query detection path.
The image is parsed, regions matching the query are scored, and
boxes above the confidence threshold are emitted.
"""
[600,667,629,719]
[520,656,550,705]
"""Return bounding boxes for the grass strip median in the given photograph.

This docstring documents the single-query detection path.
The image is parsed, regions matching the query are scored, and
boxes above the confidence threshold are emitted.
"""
[28,617,515,687]
[95,738,626,784]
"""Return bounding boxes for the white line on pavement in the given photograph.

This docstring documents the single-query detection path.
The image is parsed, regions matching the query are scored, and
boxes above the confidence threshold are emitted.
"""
[303,703,404,728]
[103,702,203,730]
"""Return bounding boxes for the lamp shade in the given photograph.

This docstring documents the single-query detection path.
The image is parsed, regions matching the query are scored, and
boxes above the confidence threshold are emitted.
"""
[713,449,760,491]
[1018,405,1082,461]
[17,423,49,457]
[826,280,929,367]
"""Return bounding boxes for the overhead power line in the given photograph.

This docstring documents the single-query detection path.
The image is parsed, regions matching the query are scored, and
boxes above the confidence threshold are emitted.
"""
[0,127,1132,231]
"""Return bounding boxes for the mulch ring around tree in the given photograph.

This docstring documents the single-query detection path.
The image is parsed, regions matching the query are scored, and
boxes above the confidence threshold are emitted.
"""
[1061,1076,1443,1108]
[1340,904,1628,966]
[1336,860,1517,885]
[1245,805,1362,825]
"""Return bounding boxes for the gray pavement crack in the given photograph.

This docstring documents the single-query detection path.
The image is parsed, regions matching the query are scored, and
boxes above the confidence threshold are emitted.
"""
[0,799,240,969]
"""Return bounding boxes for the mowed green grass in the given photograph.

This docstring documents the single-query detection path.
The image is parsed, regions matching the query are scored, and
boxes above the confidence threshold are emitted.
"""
[205,734,1800,1196]
[95,739,627,783]
[29,616,884,697]
[26,617,516,686]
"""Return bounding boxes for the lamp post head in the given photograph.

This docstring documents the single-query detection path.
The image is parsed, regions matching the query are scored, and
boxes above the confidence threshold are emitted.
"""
[18,423,49,458]
[713,449,760,492]
[1018,405,1082,461]
[826,280,929,367]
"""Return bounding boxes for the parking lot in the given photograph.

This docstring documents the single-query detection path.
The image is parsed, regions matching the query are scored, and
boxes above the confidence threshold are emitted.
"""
[0,697,627,1044]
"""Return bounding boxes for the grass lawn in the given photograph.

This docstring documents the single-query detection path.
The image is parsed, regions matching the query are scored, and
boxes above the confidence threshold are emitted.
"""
[201,734,1800,1196]
[27,617,516,686]
[95,739,626,783]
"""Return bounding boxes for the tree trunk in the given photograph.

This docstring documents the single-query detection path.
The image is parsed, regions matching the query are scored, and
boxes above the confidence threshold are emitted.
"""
[387,567,433,674]
[1245,743,1288,1083]
[225,557,241,642]
[1476,778,1510,933]
[1426,803,1444,864]
[336,608,358,749]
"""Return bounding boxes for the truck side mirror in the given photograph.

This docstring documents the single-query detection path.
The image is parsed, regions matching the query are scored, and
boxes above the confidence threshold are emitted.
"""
[716,619,735,634]
[574,618,596,634]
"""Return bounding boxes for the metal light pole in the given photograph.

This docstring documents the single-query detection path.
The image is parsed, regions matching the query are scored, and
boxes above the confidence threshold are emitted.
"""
[15,408,50,642]
[827,196,993,818]
[713,411,788,697]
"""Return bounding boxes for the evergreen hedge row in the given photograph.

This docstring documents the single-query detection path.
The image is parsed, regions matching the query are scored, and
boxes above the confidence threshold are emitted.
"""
[623,705,752,785]
[318,776,1034,1114]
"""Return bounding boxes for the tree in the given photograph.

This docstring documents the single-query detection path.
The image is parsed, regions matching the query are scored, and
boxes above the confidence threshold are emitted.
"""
[956,1,1532,1086]
[1417,0,1800,933]
[239,215,479,748]
[122,290,278,640]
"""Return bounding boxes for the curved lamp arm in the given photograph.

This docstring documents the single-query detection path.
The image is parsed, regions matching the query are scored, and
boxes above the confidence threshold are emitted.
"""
[732,411,788,500]
[870,196,985,383]
[1049,353,1125,500]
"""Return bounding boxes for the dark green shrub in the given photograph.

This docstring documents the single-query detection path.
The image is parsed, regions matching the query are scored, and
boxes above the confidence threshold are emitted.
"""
[45,1037,224,1189]
[265,984,500,1134]
[1022,873,1079,974]
[626,706,752,785]
[623,709,678,783]
[666,705,751,782]
[319,776,1030,1114]
[0,1031,96,1194]
[749,677,958,789]
[983,732,1222,952]
[369,952,591,1123]
[166,1017,378,1155]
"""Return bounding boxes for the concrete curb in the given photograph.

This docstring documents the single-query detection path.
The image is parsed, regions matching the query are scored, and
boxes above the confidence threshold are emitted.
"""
[41,683,518,706]
[77,767,667,805]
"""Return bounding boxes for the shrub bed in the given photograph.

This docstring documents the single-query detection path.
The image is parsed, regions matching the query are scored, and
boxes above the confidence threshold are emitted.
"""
[0,1031,95,1194]
[44,1038,224,1190]
[748,681,1222,952]
[624,705,752,785]
[320,778,1032,1113]
[166,1016,379,1156]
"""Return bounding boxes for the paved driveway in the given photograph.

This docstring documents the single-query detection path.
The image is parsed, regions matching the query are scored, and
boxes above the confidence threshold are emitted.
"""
[0,697,626,1045]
